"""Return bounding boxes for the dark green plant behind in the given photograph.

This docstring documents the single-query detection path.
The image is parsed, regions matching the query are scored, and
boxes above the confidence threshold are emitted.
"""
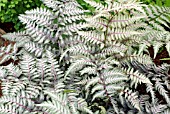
[0,0,43,30]
[76,0,105,11]
[0,0,169,31]
[141,0,170,6]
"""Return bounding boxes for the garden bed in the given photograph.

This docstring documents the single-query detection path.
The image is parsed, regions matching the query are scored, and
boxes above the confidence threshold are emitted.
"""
[0,22,170,98]
[0,0,169,113]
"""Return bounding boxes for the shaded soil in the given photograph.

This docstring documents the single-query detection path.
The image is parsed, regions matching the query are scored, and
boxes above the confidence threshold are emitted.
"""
[148,46,170,65]
[0,22,15,47]
[0,22,15,33]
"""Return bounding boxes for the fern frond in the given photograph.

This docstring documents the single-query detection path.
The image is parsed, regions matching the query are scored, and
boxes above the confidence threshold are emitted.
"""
[99,42,127,57]
[25,7,54,17]
[45,51,64,84]
[36,58,50,85]
[138,42,150,55]
[24,42,53,57]
[67,92,93,114]
[19,10,55,28]
[77,31,104,45]
[2,31,30,46]
[108,28,142,40]
[153,41,164,58]
[60,44,92,62]
[121,88,141,111]
[0,95,35,111]
[155,80,170,106]
[150,104,167,114]
[165,42,170,56]
[124,68,152,88]
[1,0,169,113]
[20,53,37,82]
[62,6,87,16]
[83,69,126,102]
[85,0,145,13]
[80,67,97,75]
[63,15,86,24]
[122,60,170,110]
[41,0,60,11]
[24,22,53,43]
[0,80,43,114]
[0,44,18,65]
[62,23,88,35]
[144,5,170,30]
[110,14,145,28]
[4,63,21,79]
[37,91,93,114]
[146,84,156,103]
[123,52,153,64]
[65,57,96,78]
[85,17,108,31]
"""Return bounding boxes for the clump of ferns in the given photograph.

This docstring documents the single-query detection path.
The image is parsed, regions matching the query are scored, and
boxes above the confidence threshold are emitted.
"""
[138,5,170,58]
[0,0,170,114]
[120,61,170,113]
[60,0,170,113]
[0,0,88,68]
[60,0,156,113]
[0,51,93,114]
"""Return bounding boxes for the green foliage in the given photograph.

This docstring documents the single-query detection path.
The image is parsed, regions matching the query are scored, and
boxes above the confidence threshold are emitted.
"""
[0,0,170,114]
[0,0,42,30]
[141,0,170,6]
[76,0,105,11]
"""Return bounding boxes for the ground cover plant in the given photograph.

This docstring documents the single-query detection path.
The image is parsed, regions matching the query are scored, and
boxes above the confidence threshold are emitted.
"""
[0,0,42,30]
[0,0,169,114]
[141,0,170,6]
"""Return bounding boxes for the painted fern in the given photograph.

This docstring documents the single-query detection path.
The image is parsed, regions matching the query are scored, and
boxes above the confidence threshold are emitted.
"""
[0,0,169,114]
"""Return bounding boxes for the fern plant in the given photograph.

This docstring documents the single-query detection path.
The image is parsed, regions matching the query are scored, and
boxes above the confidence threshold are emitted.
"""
[138,5,170,58]
[0,0,87,64]
[0,0,93,113]
[121,61,170,113]
[0,0,169,114]
[0,51,93,114]
[61,0,154,113]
